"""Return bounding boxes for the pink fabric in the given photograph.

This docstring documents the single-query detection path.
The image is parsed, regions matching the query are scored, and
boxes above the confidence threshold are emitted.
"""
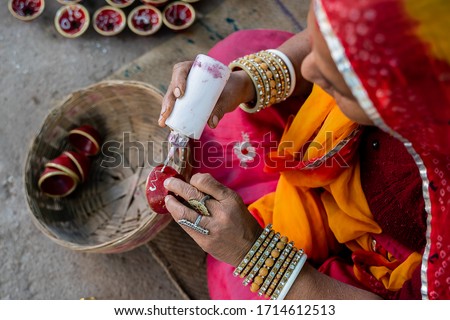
[190,30,300,300]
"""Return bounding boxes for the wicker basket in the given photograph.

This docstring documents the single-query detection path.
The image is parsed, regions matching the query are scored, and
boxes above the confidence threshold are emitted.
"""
[24,80,189,253]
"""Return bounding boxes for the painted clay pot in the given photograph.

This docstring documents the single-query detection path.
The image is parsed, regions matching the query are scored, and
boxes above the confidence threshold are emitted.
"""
[105,0,135,9]
[127,5,163,36]
[38,167,78,198]
[63,151,91,183]
[140,0,169,7]
[56,0,82,4]
[162,1,196,31]
[146,164,185,214]
[54,4,90,38]
[8,0,45,21]
[68,125,102,156]
[93,6,126,36]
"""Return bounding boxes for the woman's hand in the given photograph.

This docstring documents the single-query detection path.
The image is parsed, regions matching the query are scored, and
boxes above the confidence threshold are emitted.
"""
[163,172,263,267]
[159,61,255,129]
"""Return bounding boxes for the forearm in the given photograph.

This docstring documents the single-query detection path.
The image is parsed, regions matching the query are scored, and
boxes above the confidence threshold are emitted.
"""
[285,263,382,300]
[276,28,313,99]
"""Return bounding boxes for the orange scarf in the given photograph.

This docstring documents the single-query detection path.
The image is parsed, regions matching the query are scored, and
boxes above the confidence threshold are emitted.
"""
[249,85,421,291]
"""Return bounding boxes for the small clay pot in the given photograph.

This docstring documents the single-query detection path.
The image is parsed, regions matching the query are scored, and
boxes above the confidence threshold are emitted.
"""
[162,1,196,31]
[56,0,82,4]
[68,125,102,156]
[140,0,169,7]
[63,151,91,183]
[8,0,45,21]
[38,167,78,198]
[127,5,163,36]
[93,6,126,36]
[105,0,135,9]
[54,4,90,38]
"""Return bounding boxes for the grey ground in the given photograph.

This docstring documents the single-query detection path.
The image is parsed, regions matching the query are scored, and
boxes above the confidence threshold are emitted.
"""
[0,0,307,299]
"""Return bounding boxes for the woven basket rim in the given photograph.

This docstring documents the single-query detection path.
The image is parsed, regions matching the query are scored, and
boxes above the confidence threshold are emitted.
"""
[23,80,170,252]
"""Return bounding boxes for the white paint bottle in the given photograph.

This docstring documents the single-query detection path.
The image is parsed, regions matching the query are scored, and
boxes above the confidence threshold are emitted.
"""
[163,54,231,167]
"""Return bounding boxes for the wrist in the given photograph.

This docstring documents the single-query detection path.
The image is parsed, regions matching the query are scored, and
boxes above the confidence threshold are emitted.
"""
[231,70,256,104]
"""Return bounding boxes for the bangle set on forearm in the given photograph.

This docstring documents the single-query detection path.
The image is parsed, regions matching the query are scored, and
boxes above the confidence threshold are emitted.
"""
[228,49,297,113]
[233,224,307,300]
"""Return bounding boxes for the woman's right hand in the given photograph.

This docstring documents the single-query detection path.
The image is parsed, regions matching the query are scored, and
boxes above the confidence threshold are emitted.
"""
[158,60,255,128]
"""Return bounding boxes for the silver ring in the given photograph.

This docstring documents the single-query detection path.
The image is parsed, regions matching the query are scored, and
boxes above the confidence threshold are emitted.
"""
[188,194,212,216]
[178,214,209,235]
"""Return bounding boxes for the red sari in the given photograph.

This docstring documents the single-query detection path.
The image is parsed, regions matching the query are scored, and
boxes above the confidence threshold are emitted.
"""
[192,0,449,300]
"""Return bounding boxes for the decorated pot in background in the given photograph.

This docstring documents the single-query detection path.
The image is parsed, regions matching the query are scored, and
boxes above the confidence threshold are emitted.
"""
[54,4,90,38]
[162,1,196,31]
[93,6,126,36]
[127,5,163,36]
[8,0,45,21]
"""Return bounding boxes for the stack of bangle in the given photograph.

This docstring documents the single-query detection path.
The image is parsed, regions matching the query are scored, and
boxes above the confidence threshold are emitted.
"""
[228,49,296,113]
[233,224,307,300]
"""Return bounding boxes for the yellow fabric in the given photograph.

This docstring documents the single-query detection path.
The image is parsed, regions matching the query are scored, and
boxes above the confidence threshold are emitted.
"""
[249,85,422,292]
[405,0,450,64]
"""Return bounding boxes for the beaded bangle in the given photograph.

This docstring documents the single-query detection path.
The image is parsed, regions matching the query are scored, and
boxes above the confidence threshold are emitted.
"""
[255,52,286,104]
[233,224,272,277]
[258,240,292,296]
[233,224,307,300]
[271,249,307,300]
[240,230,275,278]
[267,49,296,98]
[262,51,291,101]
[265,246,296,297]
[228,49,296,114]
[258,51,289,103]
[243,233,280,286]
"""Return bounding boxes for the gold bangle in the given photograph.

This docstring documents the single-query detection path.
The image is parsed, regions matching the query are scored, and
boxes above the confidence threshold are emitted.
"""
[240,230,275,278]
[259,239,292,296]
[243,233,280,286]
[233,225,272,276]
[229,59,265,113]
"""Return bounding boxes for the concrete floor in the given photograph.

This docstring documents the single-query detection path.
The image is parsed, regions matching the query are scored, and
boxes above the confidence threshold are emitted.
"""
[0,0,307,299]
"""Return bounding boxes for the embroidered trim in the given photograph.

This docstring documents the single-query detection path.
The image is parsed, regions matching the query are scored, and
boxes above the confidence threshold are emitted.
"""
[233,132,257,168]
[314,0,432,300]
[303,128,360,170]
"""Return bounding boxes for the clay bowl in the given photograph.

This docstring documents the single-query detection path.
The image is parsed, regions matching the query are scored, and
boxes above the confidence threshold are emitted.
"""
[54,4,90,38]
[68,125,102,156]
[93,6,126,36]
[128,5,163,36]
[38,167,78,198]
[56,0,82,4]
[8,0,45,21]
[140,0,169,6]
[105,0,135,9]
[162,1,196,31]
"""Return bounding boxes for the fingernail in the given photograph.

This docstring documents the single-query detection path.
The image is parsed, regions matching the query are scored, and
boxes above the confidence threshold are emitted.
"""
[163,177,173,187]
[212,115,219,127]
[174,87,181,98]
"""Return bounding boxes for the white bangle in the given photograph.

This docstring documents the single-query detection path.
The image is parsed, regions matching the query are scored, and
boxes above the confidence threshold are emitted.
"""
[275,251,307,300]
[267,49,297,98]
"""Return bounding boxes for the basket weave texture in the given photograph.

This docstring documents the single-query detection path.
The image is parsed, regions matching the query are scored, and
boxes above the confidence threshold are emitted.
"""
[24,80,187,253]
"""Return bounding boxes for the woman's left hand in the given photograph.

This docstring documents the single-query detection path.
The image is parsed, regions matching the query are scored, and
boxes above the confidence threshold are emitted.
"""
[164,173,263,267]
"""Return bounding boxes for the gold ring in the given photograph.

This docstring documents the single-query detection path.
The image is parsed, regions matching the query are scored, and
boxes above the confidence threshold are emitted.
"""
[188,194,211,216]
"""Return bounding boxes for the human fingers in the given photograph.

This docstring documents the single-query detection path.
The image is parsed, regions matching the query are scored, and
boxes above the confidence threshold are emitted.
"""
[189,173,236,202]
[159,61,193,127]
[165,194,212,235]
[207,70,256,128]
